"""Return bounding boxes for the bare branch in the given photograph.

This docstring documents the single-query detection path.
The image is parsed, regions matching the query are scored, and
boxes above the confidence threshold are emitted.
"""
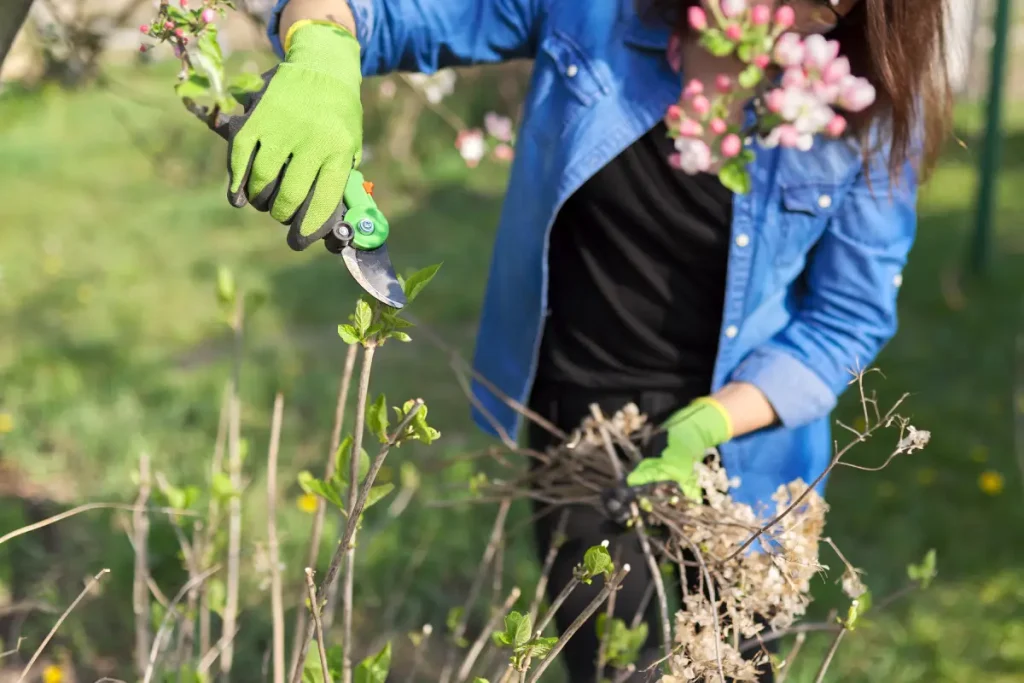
[305,568,332,683]
[133,452,152,677]
[456,586,522,683]
[268,393,286,683]
[17,568,110,683]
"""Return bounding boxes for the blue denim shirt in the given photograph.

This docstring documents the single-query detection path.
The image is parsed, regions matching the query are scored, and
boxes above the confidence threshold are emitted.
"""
[267,0,917,515]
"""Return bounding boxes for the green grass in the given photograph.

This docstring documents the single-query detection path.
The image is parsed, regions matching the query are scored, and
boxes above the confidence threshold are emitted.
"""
[0,62,1022,682]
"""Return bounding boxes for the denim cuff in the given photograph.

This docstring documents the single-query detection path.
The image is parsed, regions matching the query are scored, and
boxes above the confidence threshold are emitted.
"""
[730,346,837,428]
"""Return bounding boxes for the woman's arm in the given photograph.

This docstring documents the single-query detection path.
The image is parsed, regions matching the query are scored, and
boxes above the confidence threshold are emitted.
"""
[730,158,919,430]
[712,381,780,437]
[267,0,544,76]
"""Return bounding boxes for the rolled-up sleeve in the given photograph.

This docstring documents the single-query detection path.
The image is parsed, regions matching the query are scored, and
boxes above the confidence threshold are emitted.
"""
[267,0,542,75]
[731,160,919,428]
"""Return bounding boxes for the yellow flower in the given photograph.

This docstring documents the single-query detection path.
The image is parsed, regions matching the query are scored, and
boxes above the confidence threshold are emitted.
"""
[970,445,989,463]
[42,664,63,683]
[296,493,319,514]
[916,467,937,486]
[978,470,1004,496]
[0,412,13,434]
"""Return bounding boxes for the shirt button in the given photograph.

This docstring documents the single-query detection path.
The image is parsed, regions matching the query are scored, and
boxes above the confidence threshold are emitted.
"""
[893,273,903,287]
[735,233,750,248]
[725,325,738,339]
[566,64,579,78]
[817,194,833,209]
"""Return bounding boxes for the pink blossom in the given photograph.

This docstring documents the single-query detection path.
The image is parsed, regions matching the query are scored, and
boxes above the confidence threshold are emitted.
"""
[691,94,711,116]
[179,0,188,7]
[764,89,785,113]
[803,35,840,71]
[720,134,742,158]
[710,117,728,135]
[493,143,515,162]
[484,111,514,142]
[672,137,713,175]
[688,6,708,30]
[753,54,770,69]
[725,24,743,41]
[721,0,748,19]
[455,129,486,167]
[715,74,733,93]
[174,28,184,38]
[837,76,876,112]
[200,8,216,23]
[773,33,804,67]
[811,80,840,104]
[751,4,771,25]
[781,66,806,89]
[778,124,802,148]
[666,104,683,122]
[825,114,848,137]
[822,55,851,85]
[164,21,175,29]
[139,24,150,33]
[683,78,704,99]
[679,118,704,137]
[774,5,795,29]
[139,44,148,52]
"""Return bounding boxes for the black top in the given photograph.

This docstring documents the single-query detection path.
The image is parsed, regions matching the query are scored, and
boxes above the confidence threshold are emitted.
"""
[535,121,734,392]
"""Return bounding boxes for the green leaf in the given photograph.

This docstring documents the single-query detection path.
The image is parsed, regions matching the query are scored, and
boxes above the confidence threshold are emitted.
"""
[338,324,360,345]
[353,299,373,336]
[175,74,211,101]
[245,290,267,316]
[738,64,764,90]
[528,635,558,659]
[196,31,223,68]
[473,679,490,683]
[334,436,371,486]
[698,29,735,58]
[446,606,463,633]
[216,266,235,307]
[206,578,226,616]
[401,263,442,304]
[364,483,395,510]
[353,641,391,683]
[211,472,235,500]
[391,331,412,343]
[907,549,937,588]
[737,42,753,63]
[302,644,343,683]
[191,48,225,101]
[298,471,346,511]
[844,589,872,631]
[717,161,752,195]
[583,545,614,580]
[228,71,264,96]
[367,394,389,443]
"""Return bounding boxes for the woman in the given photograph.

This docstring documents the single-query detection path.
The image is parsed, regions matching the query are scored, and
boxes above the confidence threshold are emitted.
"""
[227,0,951,679]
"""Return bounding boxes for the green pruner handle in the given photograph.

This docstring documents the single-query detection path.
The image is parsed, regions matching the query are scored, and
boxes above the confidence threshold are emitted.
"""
[340,169,390,251]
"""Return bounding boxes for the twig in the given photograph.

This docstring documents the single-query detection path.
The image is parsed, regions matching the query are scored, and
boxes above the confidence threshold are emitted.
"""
[0,503,197,546]
[739,622,842,652]
[305,569,332,683]
[404,625,433,683]
[439,499,513,683]
[812,626,848,683]
[632,516,672,660]
[143,565,221,683]
[289,343,359,681]
[338,342,377,683]
[595,547,623,682]
[289,398,428,683]
[526,566,631,683]
[456,587,522,683]
[200,381,230,657]
[267,393,286,683]
[527,510,569,626]
[775,632,807,683]
[16,569,110,683]
[221,295,245,676]
[133,452,152,677]
[196,625,240,676]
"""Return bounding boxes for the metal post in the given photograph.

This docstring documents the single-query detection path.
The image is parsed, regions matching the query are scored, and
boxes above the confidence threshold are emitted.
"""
[970,0,1015,275]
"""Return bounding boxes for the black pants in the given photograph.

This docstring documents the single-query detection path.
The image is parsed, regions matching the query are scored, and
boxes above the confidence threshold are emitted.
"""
[526,381,775,683]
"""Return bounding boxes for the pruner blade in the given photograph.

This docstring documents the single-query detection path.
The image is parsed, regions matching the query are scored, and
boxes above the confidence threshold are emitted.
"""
[340,243,407,309]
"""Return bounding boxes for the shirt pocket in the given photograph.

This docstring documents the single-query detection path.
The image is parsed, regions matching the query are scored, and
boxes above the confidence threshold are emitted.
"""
[524,31,610,146]
[771,181,842,267]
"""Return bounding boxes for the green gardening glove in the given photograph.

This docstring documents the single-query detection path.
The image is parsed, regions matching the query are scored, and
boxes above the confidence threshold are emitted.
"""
[227,21,364,251]
[625,397,733,502]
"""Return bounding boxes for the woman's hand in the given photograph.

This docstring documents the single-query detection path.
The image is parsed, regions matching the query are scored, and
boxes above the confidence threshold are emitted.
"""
[624,382,779,502]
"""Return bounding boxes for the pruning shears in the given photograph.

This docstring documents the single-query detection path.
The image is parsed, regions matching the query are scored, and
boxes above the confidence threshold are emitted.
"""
[190,89,407,309]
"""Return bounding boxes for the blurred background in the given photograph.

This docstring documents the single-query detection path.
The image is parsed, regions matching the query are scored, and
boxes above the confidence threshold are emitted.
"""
[0,0,1022,681]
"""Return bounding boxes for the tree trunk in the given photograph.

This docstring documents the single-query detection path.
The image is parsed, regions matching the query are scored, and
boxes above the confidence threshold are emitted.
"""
[0,0,35,72]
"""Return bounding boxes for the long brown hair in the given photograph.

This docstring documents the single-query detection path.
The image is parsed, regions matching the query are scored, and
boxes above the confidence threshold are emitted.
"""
[646,0,953,182]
